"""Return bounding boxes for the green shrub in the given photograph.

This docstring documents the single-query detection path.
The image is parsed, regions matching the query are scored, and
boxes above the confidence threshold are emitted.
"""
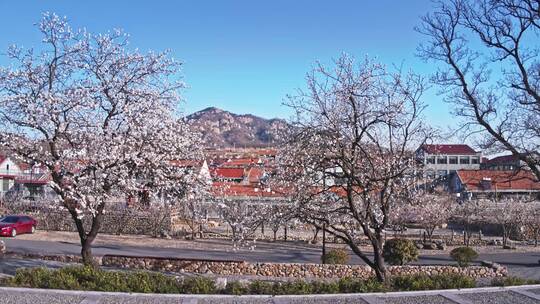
[450,247,478,267]
[322,248,350,265]
[224,281,248,295]
[310,280,340,294]
[181,277,216,294]
[248,280,274,295]
[8,266,187,294]
[337,277,388,293]
[391,274,475,291]
[492,276,540,287]
[6,266,479,295]
[383,238,419,265]
[272,280,314,295]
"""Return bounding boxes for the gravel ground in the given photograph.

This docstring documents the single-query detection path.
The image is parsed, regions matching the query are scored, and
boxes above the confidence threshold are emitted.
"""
[380,295,456,304]
[460,291,540,304]
[0,289,85,304]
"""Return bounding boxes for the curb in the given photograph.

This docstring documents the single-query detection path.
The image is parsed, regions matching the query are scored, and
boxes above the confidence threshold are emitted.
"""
[0,284,539,302]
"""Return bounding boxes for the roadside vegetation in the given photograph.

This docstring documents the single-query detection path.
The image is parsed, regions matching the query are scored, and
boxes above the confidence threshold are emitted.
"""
[3,266,477,295]
[491,276,540,287]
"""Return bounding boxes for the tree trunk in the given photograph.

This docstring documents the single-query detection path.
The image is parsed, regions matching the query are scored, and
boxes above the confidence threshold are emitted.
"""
[66,200,104,267]
[372,244,387,283]
[199,223,203,239]
[502,226,508,248]
[81,238,94,266]
[427,227,435,242]
[313,227,320,243]
[463,223,471,247]
[273,229,277,242]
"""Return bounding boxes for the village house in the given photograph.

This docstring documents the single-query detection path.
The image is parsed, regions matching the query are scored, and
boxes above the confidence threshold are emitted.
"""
[0,155,51,201]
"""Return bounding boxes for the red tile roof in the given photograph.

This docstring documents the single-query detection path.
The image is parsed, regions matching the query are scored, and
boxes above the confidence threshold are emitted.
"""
[210,167,245,179]
[421,144,478,155]
[457,170,540,191]
[223,158,261,166]
[484,154,519,164]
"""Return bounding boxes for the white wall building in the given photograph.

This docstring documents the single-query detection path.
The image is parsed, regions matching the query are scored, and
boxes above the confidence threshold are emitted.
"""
[416,144,482,178]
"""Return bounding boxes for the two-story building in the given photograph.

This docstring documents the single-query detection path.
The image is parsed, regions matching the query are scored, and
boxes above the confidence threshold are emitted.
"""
[416,144,482,178]
[0,155,51,200]
[0,156,21,197]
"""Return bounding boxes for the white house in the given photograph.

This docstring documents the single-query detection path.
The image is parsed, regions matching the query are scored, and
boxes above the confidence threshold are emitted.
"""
[0,156,23,196]
[0,155,51,200]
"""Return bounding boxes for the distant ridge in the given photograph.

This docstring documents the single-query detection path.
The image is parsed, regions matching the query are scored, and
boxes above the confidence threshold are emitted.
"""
[186,107,289,148]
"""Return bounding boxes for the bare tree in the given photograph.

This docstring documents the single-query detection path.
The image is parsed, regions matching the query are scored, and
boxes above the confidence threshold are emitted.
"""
[418,0,540,177]
[0,14,201,265]
[278,55,431,282]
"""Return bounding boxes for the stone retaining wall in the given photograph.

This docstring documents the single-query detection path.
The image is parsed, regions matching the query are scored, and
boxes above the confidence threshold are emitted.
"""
[101,255,507,280]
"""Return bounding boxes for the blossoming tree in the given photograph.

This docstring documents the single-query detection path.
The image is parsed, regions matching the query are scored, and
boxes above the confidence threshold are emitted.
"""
[406,190,456,242]
[0,13,201,265]
[277,55,431,282]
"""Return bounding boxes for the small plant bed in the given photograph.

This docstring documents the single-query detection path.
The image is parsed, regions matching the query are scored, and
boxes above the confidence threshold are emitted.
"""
[2,266,480,295]
[491,276,540,287]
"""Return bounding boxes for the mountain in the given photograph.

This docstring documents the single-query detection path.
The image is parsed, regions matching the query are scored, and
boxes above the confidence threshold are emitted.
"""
[186,107,289,148]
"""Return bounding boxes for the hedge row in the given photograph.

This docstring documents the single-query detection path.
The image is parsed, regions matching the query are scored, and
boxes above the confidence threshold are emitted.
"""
[5,266,477,295]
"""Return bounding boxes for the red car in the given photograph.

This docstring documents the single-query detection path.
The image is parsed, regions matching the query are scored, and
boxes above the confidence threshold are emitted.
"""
[0,215,37,237]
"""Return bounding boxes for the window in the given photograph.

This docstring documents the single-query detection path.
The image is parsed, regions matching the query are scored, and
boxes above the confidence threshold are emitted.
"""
[460,156,470,164]
[0,216,19,223]
[471,157,479,164]
[449,156,458,164]
[426,156,435,164]
[437,156,447,164]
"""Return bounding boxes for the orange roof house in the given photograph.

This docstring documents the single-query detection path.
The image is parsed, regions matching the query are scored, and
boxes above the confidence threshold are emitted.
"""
[210,167,245,181]
[211,182,290,199]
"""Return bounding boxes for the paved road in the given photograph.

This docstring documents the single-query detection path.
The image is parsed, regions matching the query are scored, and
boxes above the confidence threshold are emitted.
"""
[4,238,540,269]
[1,285,540,304]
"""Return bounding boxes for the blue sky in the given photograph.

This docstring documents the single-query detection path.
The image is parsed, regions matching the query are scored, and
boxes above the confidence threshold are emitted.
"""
[0,0,453,127]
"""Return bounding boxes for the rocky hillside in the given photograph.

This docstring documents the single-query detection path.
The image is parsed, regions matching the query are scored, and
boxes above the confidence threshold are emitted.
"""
[186,107,288,148]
